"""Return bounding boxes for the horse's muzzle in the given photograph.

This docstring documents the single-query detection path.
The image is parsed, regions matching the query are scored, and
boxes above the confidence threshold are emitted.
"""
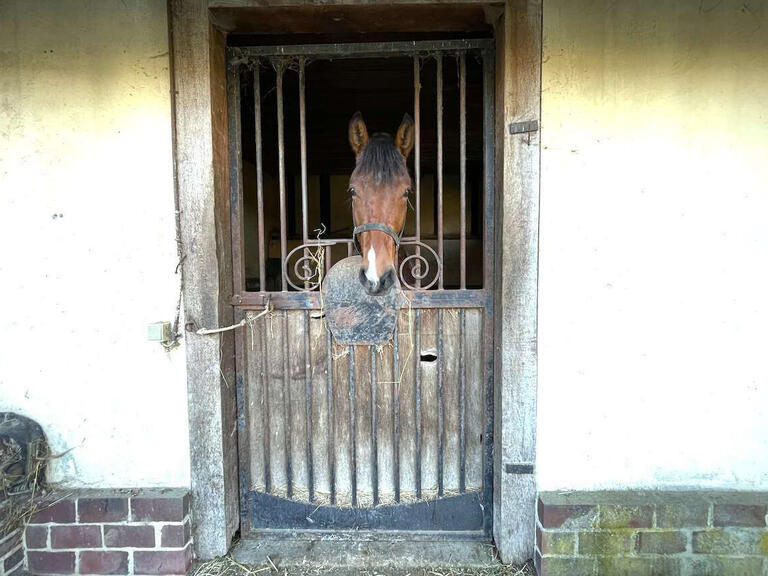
[359,266,396,296]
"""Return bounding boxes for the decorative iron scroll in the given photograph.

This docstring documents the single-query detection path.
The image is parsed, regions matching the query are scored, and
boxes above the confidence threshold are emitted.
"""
[283,239,441,292]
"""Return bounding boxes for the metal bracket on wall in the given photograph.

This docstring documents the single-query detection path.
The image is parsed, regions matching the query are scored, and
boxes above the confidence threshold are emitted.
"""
[508,120,539,145]
[505,463,535,474]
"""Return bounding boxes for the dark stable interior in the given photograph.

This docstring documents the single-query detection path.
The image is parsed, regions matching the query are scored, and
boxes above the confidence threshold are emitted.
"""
[226,6,494,291]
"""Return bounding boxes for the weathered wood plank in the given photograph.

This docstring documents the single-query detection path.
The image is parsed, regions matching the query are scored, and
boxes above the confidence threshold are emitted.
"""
[465,308,484,491]
[171,0,237,557]
[265,312,288,494]
[441,309,460,493]
[244,315,266,494]
[419,309,438,495]
[492,0,541,563]
[375,342,395,504]
[396,309,417,498]
[353,345,373,504]
[332,341,352,506]
[309,318,330,500]
[287,310,309,499]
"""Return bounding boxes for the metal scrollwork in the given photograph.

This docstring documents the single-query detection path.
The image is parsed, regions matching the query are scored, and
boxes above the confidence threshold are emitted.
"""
[283,239,442,292]
[398,240,441,290]
[283,243,336,292]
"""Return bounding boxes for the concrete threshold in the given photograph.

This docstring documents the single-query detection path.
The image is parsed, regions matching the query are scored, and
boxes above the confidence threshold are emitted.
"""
[230,533,501,572]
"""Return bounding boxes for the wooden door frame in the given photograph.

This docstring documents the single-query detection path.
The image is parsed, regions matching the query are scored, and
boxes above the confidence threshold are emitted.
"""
[169,0,541,564]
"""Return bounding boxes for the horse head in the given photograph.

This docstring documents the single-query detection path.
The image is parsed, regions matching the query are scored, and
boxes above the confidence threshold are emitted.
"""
[348,111,414,296]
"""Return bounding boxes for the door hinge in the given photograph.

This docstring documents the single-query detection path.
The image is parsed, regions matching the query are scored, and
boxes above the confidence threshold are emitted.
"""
[505,462,535,474]
[508,120,539,134]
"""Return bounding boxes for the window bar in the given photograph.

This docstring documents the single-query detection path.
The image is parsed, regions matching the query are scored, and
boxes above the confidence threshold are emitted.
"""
[282,310,292,498]
[226,66,244,294]
[298,58,314,503]
[370,346,379,506]
[275,60,288,291]
[413,55,421,288]
[254,64,266,291]
[326,329,335,504]
[436,54,444,289]
[348,345,358,507]
[414,310,422,498]
[459,52,467,290]
[392,320,400,502]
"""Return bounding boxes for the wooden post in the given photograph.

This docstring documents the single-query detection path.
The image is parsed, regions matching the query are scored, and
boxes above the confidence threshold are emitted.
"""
[169,0,239,559]
[492,0,542,564]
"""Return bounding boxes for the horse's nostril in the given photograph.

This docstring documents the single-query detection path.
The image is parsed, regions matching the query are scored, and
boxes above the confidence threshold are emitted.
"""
[380,268,395,291]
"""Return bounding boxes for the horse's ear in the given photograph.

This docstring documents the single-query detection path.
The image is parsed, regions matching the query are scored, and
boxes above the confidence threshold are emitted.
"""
[348,112,369,157]
[395,113,415,159]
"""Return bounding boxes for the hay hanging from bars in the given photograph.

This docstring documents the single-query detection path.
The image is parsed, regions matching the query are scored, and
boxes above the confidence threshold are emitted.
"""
[0,437,70,538]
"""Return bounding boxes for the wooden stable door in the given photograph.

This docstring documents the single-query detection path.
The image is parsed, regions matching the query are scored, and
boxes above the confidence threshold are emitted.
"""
[228,39,495,536]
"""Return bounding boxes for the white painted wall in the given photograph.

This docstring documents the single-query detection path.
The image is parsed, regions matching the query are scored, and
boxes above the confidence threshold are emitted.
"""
[537,0,768,490]
[0,1,190,487]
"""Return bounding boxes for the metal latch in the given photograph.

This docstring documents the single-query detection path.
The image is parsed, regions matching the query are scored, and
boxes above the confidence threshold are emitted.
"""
[505,462,535,474]
[509,120,539,145]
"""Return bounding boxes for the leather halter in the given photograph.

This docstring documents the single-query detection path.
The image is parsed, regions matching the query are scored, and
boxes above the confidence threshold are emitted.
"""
[353,222,402,254]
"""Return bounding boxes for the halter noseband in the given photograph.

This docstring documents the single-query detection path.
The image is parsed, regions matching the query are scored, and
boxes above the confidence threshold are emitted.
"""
[353,222,402,254]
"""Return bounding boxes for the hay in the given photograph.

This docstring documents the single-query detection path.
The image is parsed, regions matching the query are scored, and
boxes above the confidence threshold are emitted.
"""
[191,554,535,576]
[0,437,69,538]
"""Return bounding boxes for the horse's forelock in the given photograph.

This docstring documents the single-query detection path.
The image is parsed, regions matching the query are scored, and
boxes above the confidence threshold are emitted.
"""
[355,133,409,186]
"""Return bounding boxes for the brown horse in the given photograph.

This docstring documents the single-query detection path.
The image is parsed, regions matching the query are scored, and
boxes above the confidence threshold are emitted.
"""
[348,111,414,295]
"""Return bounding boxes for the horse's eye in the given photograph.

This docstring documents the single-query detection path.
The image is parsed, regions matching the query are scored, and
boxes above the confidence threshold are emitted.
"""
[348,187,356,198]
[403,188,411,197]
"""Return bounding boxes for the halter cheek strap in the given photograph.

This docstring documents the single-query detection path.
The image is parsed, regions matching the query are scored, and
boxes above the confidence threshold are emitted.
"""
[353,222,402,254]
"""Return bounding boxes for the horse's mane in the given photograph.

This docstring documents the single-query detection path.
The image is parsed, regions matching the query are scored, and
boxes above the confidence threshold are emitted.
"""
[356,133,409,186]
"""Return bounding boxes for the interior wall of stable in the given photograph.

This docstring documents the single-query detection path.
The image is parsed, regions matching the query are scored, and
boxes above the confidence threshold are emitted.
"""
[537,0,768,490]
[0,1,190,487]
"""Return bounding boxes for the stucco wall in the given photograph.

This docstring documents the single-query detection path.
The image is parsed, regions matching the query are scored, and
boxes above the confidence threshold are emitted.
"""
[538,0,768,490]
[0,1,190,487]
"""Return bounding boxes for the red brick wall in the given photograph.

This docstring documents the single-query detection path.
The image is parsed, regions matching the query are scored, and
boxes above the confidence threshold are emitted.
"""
[535,491,768,575]
[0,528,24,576]
[24,490,192,576]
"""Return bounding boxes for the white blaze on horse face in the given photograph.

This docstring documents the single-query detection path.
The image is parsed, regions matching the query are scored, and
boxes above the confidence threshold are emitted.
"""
[365,245,379,284]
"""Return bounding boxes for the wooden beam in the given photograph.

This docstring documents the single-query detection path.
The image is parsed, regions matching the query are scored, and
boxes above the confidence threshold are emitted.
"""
[492,0,541,565]
[210,0,497,7]
[170,0,239,559]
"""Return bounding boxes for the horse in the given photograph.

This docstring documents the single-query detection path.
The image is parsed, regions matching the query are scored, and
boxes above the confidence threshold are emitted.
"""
[347,111,414,296]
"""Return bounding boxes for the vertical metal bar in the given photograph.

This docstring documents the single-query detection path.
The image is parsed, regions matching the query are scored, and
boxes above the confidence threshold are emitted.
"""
[413,56,422,289]
[347,242,353,257]
[298,57,314,504]
[392,319,400,502]
[253,64,266,290]
[459,309,466,493]
[436,55,444,289]
[370,347,379,506]
[348,345,357,507]
[326,329,335,504]
[304,310,313,502]
[413,56,421,244]
[325,246,332,274]
[414,310,422,498]
[282,311,292,498]
[437,310,444,497]
[459,52,467,290]
[275,60,288,291]
[261,313,272,494]
[481,47,496,537]
[299,58,309,244]
[227,66,245,294]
